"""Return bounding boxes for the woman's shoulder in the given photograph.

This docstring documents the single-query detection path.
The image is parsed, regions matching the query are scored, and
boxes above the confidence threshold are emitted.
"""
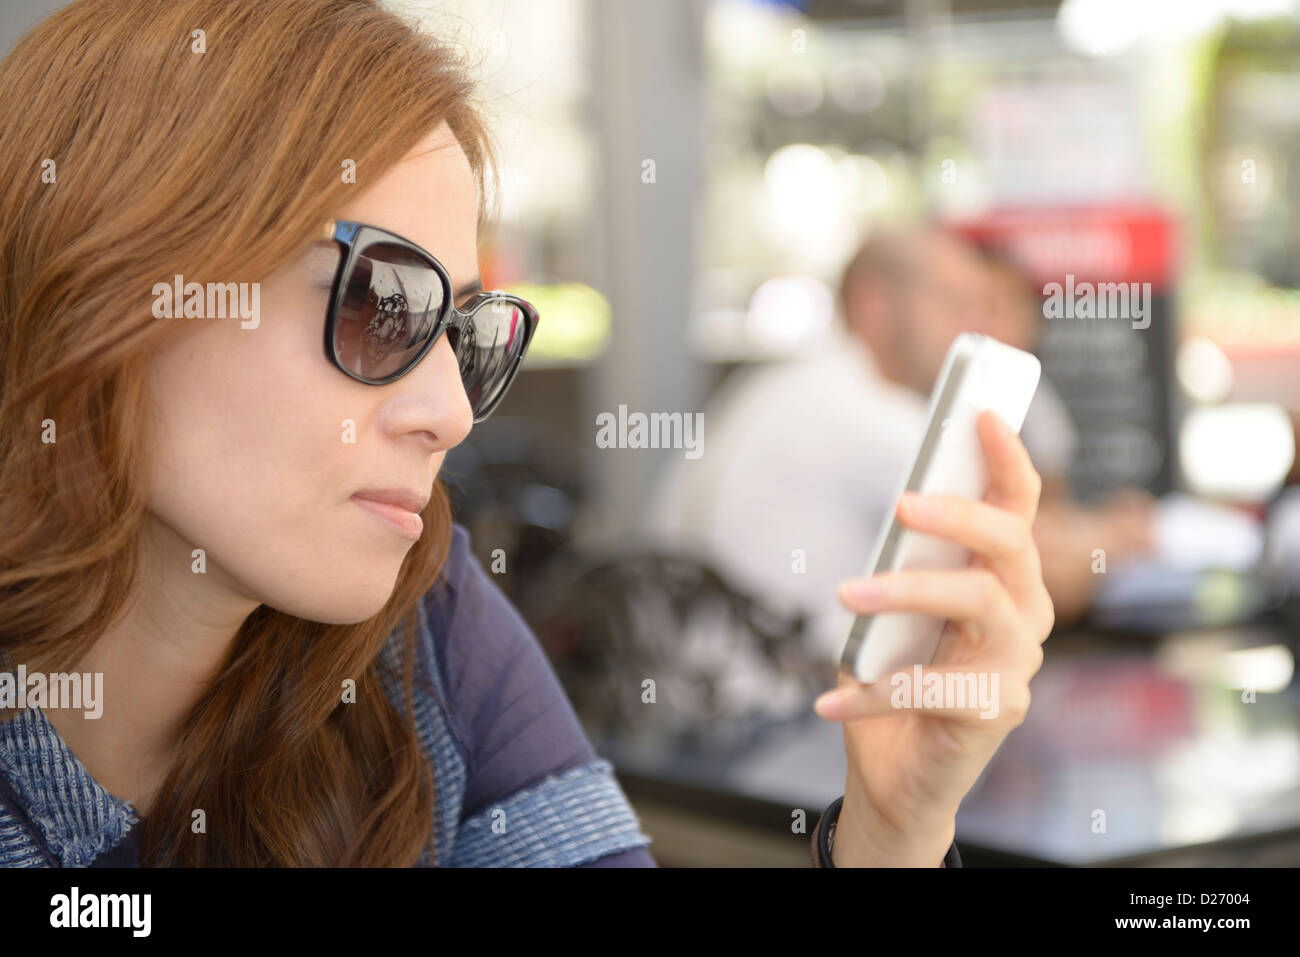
[386,520,655,867]
[0,523,653,869]
[0,705,140,868]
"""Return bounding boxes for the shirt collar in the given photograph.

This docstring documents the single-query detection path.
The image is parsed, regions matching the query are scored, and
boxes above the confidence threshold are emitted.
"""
[0,703,140,866]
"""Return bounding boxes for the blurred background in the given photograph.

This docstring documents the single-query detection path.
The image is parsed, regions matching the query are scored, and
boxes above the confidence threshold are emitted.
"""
[7,0,1300,865]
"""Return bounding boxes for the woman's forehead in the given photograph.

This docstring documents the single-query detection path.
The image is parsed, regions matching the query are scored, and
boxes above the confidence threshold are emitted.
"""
[334,125,479,285]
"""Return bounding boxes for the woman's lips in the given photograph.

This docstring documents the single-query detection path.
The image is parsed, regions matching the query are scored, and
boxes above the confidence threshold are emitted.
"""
[351,494,423,541]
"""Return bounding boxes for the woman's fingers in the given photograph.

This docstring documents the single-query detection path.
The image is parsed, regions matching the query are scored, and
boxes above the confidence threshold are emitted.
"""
[818,660,1035,725]
[838,567,1022,654]
[885,410,1055,637]
[977,409,1043,525]
[896,492,1042,603]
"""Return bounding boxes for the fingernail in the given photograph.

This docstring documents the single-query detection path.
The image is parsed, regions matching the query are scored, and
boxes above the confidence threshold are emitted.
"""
[840,577,885,604]
[899,492,935,520]
[814,691,844,719]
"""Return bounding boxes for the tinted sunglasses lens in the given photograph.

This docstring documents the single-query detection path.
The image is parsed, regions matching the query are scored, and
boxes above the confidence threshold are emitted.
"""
[448,298,530,417]
[334,242,446,380]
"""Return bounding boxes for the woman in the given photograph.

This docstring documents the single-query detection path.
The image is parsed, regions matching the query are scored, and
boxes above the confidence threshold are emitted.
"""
[0,0,1052,867]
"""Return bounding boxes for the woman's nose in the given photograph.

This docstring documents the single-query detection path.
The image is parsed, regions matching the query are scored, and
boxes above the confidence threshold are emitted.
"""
[401,335,474,449]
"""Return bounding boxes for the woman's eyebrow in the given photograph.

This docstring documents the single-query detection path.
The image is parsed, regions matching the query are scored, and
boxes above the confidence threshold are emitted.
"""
[454,277,483,301]
[307,239,481,299]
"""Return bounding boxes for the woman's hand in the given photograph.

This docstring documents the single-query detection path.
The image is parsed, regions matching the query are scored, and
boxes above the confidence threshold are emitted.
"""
[814,410,1055,866]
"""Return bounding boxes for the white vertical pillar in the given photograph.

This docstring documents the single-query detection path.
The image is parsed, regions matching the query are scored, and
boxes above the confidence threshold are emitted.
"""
[581,0,708,544]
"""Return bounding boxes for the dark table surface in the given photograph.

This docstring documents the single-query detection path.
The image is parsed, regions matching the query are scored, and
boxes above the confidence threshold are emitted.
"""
[605,620,1300,865]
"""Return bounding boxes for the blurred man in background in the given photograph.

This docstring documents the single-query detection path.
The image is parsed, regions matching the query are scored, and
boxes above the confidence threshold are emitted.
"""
[647,224,1154,666]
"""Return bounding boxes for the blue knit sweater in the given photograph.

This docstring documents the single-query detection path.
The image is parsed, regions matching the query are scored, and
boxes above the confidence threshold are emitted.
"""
[0,522,656,867]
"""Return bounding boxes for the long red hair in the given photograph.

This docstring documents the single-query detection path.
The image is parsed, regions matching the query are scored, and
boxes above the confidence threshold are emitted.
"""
[0,0,499,866]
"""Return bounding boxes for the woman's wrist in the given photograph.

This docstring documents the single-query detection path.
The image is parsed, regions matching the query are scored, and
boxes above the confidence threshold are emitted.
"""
[829,788,956,867]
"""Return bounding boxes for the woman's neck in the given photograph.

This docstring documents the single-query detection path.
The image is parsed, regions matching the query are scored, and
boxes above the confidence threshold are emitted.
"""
[29,514,259,813]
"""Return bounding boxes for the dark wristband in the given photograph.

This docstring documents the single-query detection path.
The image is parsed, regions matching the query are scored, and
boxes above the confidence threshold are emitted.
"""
[811,795,962,868]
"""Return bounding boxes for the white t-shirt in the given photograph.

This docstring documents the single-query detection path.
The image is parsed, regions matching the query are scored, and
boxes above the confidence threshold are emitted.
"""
[644,326,1076,665]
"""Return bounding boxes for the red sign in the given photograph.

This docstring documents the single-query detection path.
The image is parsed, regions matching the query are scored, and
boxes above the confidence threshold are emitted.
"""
[947,204,1179,290]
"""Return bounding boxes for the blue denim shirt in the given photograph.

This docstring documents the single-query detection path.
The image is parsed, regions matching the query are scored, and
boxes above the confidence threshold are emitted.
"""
[0,522,656,867]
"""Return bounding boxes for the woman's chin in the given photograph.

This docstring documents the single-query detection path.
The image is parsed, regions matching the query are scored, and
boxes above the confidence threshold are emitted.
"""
[262,582,399,626]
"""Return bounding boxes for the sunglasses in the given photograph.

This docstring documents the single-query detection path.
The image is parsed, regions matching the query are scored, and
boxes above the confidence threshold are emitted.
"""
[320,219,540,422]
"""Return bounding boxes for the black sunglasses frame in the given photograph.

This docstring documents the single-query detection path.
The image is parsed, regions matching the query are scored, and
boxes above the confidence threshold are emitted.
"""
[321,219,540,423]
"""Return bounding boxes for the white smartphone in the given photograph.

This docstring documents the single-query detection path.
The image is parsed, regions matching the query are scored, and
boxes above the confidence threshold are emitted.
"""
[837,333,1042,684]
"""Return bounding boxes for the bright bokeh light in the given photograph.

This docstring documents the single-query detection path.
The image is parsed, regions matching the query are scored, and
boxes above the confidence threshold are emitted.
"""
[762,144,842,239]
[746,275,833,351]
[1176,335,1235,404]
[1218,644,1296,694]
[765,61,823,116]
[826,59,885,113]
[508,281,611,361]
[1058,0,1297,56]
[1180,403,1296,501]
[836,153,889,212]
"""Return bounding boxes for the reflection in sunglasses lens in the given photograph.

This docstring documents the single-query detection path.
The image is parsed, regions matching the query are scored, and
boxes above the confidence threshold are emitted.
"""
[331,240,533,419]
[335,241,444,379]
